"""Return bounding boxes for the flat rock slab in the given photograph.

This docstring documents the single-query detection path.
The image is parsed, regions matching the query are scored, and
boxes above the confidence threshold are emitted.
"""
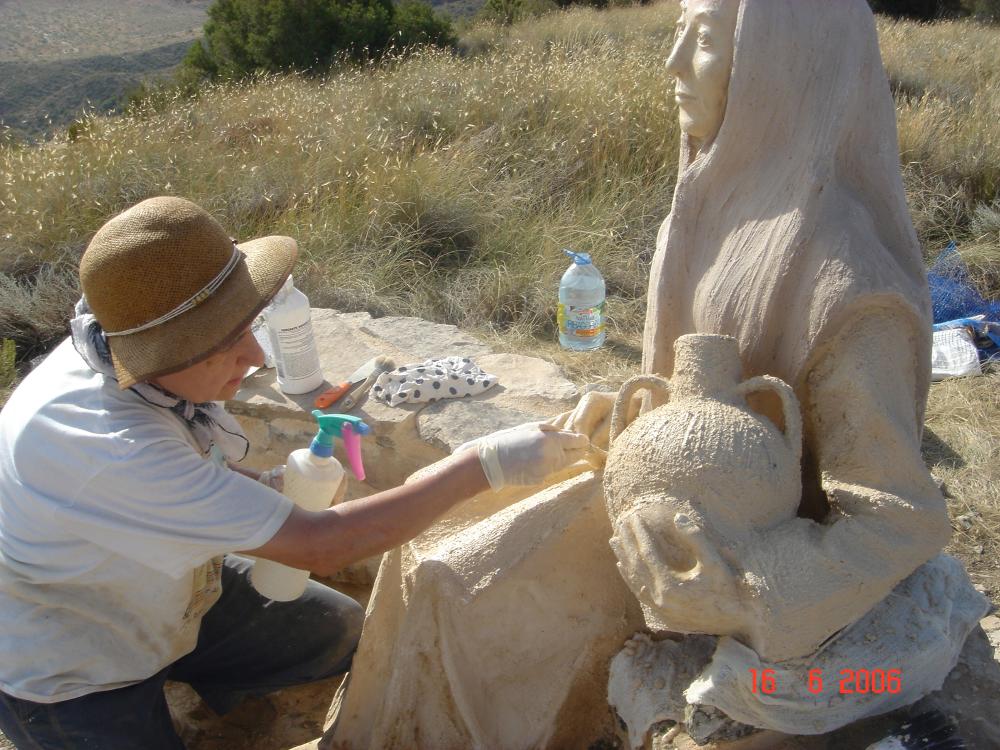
[982,614,1000,660]
[232,308,579,483]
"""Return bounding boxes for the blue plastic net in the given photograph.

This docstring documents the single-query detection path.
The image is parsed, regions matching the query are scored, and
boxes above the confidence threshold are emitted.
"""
[928,243,1000,363]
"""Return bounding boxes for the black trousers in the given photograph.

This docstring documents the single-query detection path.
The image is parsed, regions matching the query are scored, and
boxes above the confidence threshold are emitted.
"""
[0,555,363,749]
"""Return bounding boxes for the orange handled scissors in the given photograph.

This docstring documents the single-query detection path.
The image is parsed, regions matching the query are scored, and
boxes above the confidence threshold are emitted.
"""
[313,356,384,409]
[314,381,354,409]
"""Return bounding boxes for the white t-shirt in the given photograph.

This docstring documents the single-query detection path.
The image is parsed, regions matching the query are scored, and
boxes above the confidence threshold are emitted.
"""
[0,339,293,703]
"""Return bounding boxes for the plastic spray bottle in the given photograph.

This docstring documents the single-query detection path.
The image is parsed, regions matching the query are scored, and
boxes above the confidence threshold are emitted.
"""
[558,249,606,350]
[264,275,324,394]
[250,410,372,601]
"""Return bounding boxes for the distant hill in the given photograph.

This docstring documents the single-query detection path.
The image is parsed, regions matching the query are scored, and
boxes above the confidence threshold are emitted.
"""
[0,0,210,62]
[0,0,481,142]
[0,41,194,141]
[0,0,210,140]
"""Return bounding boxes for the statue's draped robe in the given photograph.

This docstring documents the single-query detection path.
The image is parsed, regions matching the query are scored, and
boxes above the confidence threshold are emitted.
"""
[642,0,950,659]
[325,470,644,749]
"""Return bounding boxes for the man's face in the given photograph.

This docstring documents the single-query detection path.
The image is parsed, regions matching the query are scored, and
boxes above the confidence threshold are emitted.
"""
[150,325,264,402]
[665,0,739,144]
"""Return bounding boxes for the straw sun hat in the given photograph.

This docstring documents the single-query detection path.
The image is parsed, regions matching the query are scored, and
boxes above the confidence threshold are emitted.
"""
[79,196,297,389]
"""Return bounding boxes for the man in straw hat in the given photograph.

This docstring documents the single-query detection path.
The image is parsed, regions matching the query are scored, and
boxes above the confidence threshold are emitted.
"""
[0,196,589,748]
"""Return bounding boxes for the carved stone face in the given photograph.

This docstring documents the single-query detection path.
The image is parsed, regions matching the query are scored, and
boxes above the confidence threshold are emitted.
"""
[666,0,739,144]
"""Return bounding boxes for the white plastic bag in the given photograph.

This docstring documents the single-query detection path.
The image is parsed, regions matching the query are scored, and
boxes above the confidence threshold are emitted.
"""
[931,327,981,380]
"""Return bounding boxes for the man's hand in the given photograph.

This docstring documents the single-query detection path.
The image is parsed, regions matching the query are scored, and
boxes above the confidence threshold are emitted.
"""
[461,423,590,491]
[257,465,285,493]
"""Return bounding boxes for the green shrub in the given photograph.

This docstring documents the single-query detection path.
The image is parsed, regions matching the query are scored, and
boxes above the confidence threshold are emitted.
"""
[182,36,219,81]
[393,0,457,49]
[181,0,457,83]
[187,0,397,80]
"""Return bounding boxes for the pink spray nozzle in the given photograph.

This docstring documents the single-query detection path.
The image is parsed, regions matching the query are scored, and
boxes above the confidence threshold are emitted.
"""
[340,423,369,481]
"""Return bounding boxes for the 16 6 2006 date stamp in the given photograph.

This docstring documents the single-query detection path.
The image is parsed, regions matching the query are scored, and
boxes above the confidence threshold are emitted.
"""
[749,668,902,695]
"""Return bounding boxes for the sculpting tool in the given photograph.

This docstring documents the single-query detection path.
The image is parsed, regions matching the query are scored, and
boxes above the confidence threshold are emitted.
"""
[339,356,395,411]
[314,356,385,409]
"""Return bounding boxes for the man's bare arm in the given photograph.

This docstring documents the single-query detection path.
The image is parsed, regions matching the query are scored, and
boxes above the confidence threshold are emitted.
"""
[242,450,489,576]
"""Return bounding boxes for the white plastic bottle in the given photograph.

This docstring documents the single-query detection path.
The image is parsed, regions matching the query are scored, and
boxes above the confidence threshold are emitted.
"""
[250,412,370,601]
[264,275,324,394]
[558,249,606,351]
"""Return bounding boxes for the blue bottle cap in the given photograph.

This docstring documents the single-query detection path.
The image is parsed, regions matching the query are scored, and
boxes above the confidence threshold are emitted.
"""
[563,249,592,265]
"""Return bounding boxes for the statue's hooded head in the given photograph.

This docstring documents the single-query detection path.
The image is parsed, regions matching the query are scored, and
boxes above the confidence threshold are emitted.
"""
[666,0,740,152]
[643,0,931,419]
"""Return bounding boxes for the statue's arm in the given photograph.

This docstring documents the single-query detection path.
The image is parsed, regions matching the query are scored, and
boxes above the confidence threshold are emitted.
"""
[739,310,951,661]
[547,390,647,452]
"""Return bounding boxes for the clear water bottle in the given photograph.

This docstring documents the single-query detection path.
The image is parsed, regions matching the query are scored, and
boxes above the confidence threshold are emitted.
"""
[558,249,606,351]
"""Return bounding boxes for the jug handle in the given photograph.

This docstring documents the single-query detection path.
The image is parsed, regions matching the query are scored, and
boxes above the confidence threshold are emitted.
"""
[736,376,803,463]
[609,375,671,446]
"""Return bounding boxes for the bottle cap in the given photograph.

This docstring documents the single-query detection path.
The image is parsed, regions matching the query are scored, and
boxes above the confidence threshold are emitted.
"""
[563,249,592,265]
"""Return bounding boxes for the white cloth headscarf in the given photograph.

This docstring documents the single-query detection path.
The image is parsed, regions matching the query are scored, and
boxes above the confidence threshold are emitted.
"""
[69,297,249,461]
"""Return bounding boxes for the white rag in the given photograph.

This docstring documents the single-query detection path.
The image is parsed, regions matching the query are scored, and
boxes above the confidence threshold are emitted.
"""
[684,554,989,736]
[608,554,990,746]
[371,356,497,406]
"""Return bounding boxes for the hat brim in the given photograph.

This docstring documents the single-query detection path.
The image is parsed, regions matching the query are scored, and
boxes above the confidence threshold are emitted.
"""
[108,235,298,389]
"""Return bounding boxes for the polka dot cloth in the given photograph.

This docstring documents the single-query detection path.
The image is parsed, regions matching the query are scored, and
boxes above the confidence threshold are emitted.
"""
[371,356,497,407]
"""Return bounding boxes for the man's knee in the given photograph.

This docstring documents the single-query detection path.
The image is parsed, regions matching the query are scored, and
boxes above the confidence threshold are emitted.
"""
[303,585,364,676]
[331,593,364,665]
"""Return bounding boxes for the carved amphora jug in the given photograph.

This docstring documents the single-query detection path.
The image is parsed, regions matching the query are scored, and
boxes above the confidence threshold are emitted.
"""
[603,334,802,635]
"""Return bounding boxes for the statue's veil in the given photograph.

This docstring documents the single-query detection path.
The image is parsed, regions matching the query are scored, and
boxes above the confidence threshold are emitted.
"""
[642,0,931,414]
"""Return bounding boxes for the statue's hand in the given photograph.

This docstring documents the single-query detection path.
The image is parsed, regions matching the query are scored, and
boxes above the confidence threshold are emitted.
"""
[548,390,642,452]
[610,508,748,636]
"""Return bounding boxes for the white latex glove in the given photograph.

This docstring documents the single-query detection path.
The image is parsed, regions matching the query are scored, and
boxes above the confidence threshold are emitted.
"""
[257,465,285,493]
[458,422,591,491]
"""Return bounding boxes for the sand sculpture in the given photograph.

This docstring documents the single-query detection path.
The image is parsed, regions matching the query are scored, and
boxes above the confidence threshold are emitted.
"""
[322,0,989,747]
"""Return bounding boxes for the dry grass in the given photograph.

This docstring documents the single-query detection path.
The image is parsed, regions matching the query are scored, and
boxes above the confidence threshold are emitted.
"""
[925,370,1000,598]
[0,1,681,352]
[2,6,997,342]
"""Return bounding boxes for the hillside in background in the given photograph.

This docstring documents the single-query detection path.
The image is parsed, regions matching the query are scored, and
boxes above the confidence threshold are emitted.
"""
[0,41,193,141]
[0,0,211,140]
[0,0,480,141]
